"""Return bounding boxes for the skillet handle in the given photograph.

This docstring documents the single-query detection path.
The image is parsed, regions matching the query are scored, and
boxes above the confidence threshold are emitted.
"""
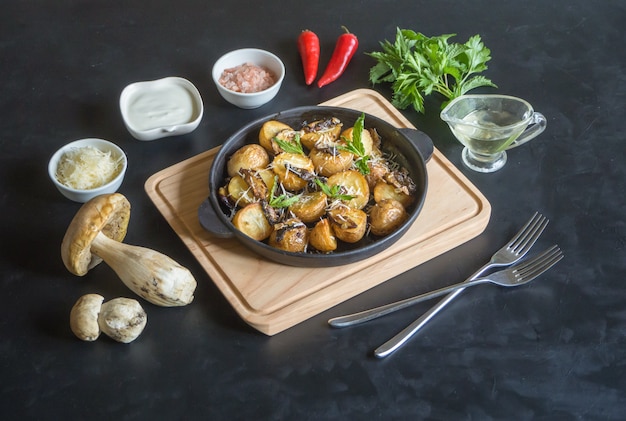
[398,128,434,163]
[198,198,234,238]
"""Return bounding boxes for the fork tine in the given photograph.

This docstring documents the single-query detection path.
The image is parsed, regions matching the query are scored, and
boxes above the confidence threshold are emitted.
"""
[513,245,563,280]
[509,212,549,254]
[514,216,549,254]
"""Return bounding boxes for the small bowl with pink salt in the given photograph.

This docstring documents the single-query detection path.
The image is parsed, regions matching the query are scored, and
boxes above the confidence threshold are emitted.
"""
[212,48,285,109]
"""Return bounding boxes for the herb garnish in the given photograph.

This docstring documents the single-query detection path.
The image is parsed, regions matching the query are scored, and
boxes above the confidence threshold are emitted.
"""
[269,177,301,208]
[273,134,305,155]
[368,28,497,113]
[315,179,354,201]
[338,113,370,174]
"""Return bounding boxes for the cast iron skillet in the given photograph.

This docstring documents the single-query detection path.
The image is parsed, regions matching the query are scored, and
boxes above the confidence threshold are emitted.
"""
[198,106,434,267]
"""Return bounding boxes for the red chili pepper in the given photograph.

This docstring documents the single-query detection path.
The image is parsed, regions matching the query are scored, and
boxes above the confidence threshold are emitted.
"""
[317,26,358,88]
[297,30,320,86]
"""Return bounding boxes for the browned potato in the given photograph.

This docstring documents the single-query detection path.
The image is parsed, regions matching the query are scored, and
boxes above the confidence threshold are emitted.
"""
[288,191,328,223]
[327,170,370,210]
[369,199,408,236]
[271,152,315,191]
[259,120,295,154]
[227,144,270,178]
[309,218,337,252]
[373,182,414,208]
[232,203,272,241]
[227,175,255,206]
[300,118,343,150]
[341,126,374,156]
[328,207,367,243]
[269,218,309,252]
[309,147,354,177]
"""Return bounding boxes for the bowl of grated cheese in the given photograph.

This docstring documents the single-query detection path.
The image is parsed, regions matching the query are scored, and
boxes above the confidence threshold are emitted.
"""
[48,138,127,203]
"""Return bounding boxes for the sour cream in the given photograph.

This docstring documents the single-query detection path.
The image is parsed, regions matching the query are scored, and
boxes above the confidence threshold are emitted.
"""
[126,85,196,131]
[120,77,204,140]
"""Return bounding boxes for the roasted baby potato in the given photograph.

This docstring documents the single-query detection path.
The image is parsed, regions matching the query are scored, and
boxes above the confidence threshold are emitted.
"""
[227,144,270,178]
[328,207,367,243]
[341,126,375,156]
[232,203,272,241]
[309,218,337,252]
[309,147,354,177]
[259,120,295,154]
[373,182,414,208]
[271,152,315,191]
[369,199,408,236]
[300,117,343,150]
[269,218,309,252]
[288,191,328,223]
[327,170,370,210]
[227,175,255,206]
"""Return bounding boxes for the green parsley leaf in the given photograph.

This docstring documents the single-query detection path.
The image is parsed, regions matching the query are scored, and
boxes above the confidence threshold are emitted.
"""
[368,28,497,113]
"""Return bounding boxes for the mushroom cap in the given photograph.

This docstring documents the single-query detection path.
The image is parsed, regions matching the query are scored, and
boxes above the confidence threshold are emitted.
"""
[98,297,147,343]
[69,293,104,341]
[61,193,131,276]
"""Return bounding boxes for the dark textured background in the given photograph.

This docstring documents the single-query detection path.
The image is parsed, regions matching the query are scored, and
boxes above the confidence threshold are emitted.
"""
[1,1,624,419]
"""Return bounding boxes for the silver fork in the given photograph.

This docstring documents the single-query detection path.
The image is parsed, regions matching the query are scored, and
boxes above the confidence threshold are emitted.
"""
[329,212,549,329]
[373,213,551,358]
[372,245,563,310]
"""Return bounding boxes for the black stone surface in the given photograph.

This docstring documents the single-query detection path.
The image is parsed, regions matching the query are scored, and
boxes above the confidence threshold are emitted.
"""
[1,1,624,419]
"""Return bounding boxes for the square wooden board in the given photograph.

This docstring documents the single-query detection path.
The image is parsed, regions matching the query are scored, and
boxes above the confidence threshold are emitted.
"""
[145,89,491,335]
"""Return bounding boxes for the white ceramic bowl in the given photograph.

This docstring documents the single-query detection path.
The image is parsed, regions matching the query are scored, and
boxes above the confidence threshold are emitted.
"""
[48,138,127,203]
[212,48,285,109]
[120,77,204,141]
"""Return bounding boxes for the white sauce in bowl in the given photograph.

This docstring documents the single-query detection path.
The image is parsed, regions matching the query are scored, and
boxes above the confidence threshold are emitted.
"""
[126,85,196,131]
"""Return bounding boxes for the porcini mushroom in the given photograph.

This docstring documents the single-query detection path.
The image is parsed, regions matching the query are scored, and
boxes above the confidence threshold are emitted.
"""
[61,193,196,307]
[98,297,147,343]
[69,293,104,341]
[69,294,147,343]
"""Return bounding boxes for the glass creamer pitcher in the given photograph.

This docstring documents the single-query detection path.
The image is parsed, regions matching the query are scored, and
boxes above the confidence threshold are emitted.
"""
[440,94,547,173]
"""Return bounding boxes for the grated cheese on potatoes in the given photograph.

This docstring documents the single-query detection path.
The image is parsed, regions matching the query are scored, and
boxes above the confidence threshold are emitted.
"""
[56,146,123,190]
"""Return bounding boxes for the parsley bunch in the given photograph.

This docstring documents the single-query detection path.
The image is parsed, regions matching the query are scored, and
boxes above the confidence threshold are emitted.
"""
[368,28,497,113]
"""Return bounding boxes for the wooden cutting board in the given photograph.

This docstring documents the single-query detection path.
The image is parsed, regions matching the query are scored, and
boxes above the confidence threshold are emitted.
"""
[144,89,491,335]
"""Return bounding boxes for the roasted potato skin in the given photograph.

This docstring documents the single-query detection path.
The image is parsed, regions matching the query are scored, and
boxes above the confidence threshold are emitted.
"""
[288,191,328,223]
[271,153,314,191]
[327,170,370,210]
[269,219,309,252]
[227,175,255,206]
[309,218,337,252]
[369,199,408,236]
[309,147,353,177]
[259,120,294,154]
[373,182,414,209]
[227,144,270,178]
[232,203,272,241]
[328,207,367,243]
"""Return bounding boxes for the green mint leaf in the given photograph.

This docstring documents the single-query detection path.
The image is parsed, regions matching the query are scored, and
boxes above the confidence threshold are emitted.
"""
[273,134,304,155]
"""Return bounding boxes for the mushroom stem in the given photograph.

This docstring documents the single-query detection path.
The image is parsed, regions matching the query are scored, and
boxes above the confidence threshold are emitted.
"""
[90,231,196,307]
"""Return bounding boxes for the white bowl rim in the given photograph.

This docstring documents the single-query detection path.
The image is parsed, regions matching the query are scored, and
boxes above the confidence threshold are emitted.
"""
[48,138,128,193]
[119,76,204,140]
[212,48,285,97]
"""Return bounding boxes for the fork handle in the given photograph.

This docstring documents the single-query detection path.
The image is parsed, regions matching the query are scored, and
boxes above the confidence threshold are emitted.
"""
[373,264,493,358]
[328,277,488,328]
[374,287,466,358]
